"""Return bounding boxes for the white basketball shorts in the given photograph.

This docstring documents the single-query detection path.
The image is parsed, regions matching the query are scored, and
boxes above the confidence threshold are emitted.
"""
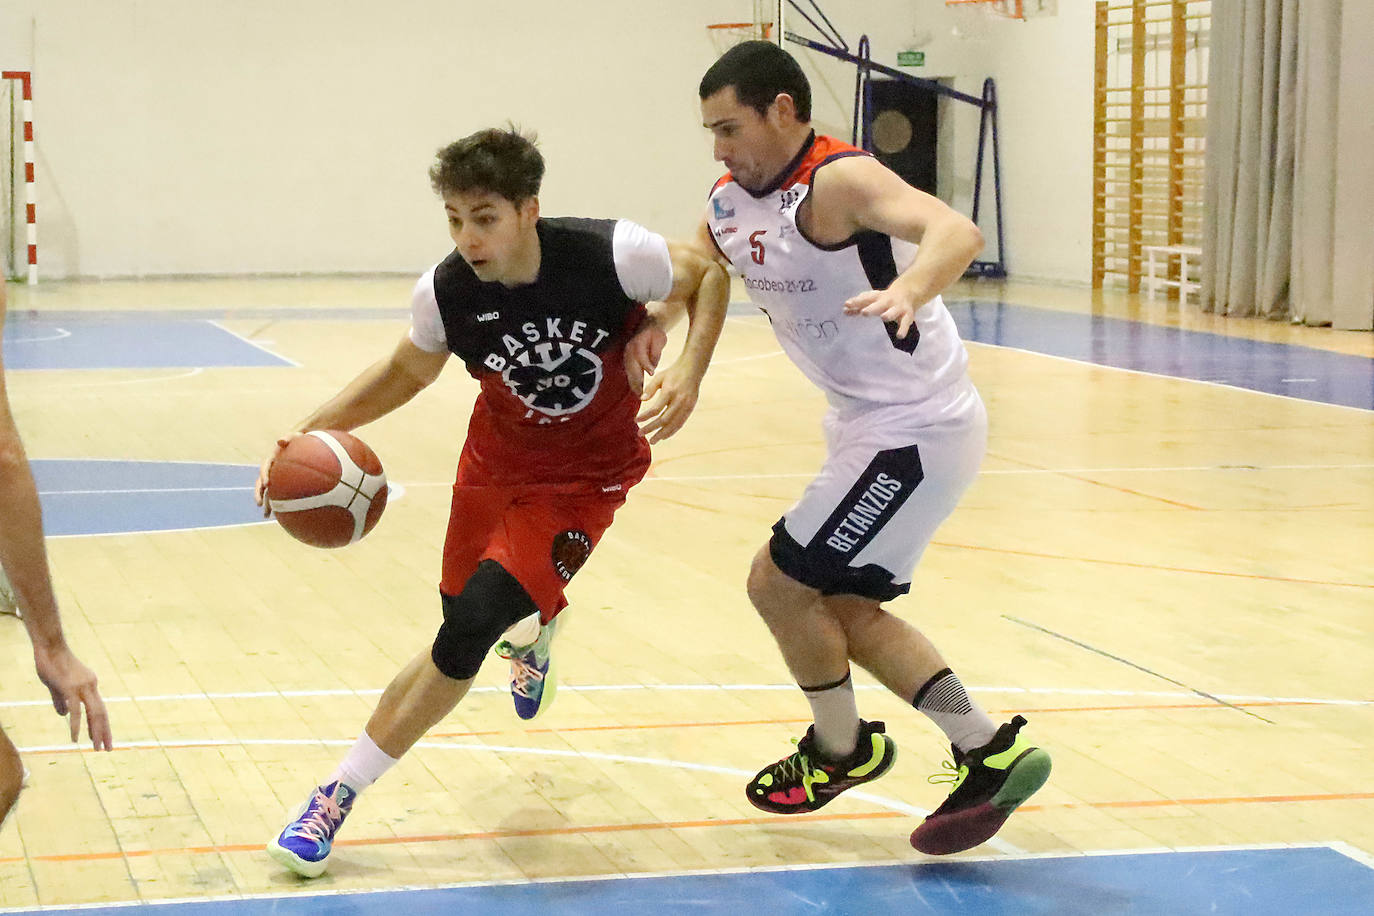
[769,378,987,600]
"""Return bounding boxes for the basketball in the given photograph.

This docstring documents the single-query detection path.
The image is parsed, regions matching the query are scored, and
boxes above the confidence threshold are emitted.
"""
[267,430,388,548]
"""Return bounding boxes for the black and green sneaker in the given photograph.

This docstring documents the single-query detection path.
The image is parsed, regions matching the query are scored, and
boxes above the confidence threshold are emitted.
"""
[746,719,897,814]
[910,715,1051,855]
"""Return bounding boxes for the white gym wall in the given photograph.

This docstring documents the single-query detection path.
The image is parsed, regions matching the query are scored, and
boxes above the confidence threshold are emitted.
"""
[0,0,1092,284]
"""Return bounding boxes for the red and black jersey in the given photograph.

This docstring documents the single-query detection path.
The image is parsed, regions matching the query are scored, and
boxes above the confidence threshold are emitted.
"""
[414,217,671,488]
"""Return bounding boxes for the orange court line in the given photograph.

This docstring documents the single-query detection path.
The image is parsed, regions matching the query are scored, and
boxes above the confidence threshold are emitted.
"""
[987,451,1204,510]
[424,701,1343,739]
[5,792,1372,866]
[0,810,902,865]
[18,699,1357,759]
[932,540,1374,589]
[1053,474,1204,510]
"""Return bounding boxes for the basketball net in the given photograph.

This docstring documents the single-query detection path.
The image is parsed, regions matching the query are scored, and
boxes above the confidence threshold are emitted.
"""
[946,0,1026,19]
[945,0,1062,41]
[706,20,773,54]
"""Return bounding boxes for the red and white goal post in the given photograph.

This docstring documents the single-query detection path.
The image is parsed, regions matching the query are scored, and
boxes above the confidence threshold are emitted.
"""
[2,70,37,284]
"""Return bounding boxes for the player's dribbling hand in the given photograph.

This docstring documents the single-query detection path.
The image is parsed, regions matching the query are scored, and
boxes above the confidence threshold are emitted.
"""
[624,320,667,396]
[636,362,701,444]
[843,288,921,340]
[33,642,112,751]
[253,435,297,516]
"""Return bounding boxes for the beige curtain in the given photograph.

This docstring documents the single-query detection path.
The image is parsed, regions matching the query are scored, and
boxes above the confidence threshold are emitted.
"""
[1204,0,1374,330]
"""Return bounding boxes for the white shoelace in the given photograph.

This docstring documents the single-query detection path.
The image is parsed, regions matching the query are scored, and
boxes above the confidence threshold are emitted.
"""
[508,652,546,699]
[289,792,344,841]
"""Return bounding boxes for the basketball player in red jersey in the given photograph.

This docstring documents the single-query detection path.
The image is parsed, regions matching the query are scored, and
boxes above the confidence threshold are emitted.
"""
[685,42,1050,855]
[0,280,113,826]
[253,127,728,877]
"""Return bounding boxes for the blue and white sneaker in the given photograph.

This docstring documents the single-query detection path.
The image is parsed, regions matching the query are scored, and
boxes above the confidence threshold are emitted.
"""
[266,781,355,877]
[494,617,558,720]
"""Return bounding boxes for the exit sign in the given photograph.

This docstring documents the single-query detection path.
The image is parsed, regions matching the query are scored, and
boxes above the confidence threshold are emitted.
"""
[897,50,925,67]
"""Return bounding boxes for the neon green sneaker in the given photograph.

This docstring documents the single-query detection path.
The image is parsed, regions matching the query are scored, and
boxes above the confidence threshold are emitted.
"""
[746,719,896,814]
[910,715,1051,855]
[493,617,558,720]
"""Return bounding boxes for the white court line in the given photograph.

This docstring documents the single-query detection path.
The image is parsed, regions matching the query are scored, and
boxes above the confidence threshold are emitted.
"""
[980,462,1374,475]
[390,461,1374,489]
[969,342,1374,414]
[711,349,785,365]
[1330,841,1374,869]
[5,327,71,343]
[35,456,256,466]
[40,481,405,540]
[205,318,301,368]
[31,464,1374,500]
[2,683,1368,710]
[11,735,1012,854]
[729,307,1374,413]
[56,367,204,388]
[38,485,246,496]
[48,522,275,540]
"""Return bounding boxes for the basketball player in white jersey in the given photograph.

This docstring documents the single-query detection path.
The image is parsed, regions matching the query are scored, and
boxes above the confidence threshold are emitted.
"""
[688,41,1050,855]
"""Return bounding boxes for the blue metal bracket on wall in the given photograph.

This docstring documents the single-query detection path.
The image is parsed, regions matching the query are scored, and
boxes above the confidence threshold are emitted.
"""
[779,1,1007,278]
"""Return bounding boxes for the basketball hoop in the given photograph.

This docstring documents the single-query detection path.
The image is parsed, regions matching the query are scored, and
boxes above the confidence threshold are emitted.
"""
[945,0,1026,19]
[706,21,774,45]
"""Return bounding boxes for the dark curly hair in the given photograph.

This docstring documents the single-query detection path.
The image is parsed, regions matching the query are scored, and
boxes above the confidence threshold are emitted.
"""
[429,125,544,203]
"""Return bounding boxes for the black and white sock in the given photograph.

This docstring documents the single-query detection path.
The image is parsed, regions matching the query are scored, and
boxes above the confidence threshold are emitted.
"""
[913,668,997,754]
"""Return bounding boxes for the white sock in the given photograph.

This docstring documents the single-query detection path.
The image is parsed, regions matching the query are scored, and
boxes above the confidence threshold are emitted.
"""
[913,668,998,753]
[802,670,861,759]
[501,611,542,648]
[327,731,399,793]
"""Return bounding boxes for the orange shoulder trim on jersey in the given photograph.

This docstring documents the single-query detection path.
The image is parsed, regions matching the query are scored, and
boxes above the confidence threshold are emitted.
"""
[709,172,732,196]
[784,135,871,191]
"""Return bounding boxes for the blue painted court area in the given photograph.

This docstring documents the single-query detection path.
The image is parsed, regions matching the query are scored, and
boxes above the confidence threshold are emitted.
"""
[23,846,1373,915]
[6,302,1369,409]
[950,300,1374,411]
[33,460,264,536]
[1,316,290,369]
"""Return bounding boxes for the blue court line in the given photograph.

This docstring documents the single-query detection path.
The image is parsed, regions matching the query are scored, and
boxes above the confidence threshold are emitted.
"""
[2,317,291,369]
[20,847,1373,915]
[948,300,1374,411]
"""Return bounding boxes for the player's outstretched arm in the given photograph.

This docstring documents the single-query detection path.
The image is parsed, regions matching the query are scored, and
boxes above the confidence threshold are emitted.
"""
[0,289,112,752]
[254,334,447,510]
[634,236,730,443]
[626,220,730,391]
[816,156,983,340]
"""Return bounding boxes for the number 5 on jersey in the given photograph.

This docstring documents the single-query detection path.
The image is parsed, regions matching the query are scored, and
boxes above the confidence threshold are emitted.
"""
[749,230,766,265]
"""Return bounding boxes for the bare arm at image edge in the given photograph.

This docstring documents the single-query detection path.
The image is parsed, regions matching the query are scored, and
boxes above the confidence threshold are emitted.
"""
[0,284,113,765]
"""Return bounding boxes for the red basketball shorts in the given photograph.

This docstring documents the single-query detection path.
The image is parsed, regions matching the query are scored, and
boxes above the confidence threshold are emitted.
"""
[439,481,632,622]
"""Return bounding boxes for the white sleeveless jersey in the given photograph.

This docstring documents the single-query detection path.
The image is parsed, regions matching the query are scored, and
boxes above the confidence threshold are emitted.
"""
[706,134,970,417]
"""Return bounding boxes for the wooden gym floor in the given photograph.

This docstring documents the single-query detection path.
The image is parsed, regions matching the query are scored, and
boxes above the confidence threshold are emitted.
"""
[1,275,1371,913]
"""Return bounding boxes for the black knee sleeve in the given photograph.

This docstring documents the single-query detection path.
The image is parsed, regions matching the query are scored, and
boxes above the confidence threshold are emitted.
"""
[431,560,540,680]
